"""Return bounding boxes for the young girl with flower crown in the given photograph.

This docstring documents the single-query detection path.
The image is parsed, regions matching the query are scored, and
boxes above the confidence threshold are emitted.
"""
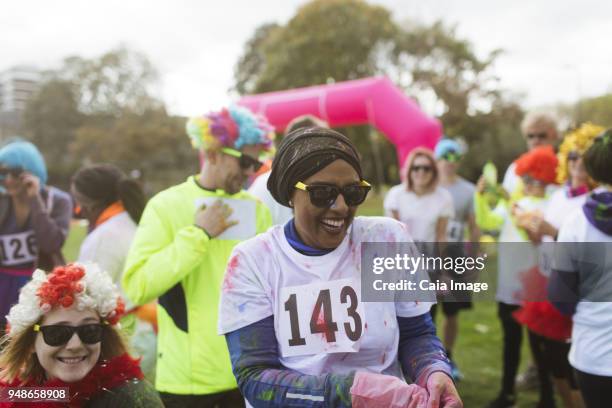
[0,263,163,407]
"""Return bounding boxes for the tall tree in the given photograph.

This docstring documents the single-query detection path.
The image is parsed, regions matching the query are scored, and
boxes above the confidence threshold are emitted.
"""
[22,79,84,185]
[575,93,612,127]
[233,0,399,186]
[233,0,524,184]
[22,47,187,191]
[69,108,197,194]
[57,46,161,116]
[236,0,397,94]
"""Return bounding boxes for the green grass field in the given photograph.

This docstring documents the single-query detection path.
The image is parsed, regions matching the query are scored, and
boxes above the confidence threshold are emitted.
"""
[61,193,544,406]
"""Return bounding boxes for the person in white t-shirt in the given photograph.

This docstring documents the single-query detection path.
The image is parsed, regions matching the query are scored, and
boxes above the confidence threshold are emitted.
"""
[384,147,454,244]
[549,129,612,408]
[72,164,157,379]
[249,115,329,226]
[432,138,480,382]
[498,111,560,396]
[218,127,462,408]
[513,124,604,408]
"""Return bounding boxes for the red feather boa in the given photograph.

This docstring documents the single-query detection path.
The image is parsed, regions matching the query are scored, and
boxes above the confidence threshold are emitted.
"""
[0,353,143,407]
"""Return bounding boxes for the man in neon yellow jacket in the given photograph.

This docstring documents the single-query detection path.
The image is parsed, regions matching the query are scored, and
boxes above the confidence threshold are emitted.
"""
[122,106,274,407]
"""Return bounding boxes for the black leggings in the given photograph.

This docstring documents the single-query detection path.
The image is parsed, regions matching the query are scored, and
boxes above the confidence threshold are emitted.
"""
[160,389,245,408]
[498,302,522,396]
[528,331,577,385]
[575,369,612,408]
[527,330,571,407]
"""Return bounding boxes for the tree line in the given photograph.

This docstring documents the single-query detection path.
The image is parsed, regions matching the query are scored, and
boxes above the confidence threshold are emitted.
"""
[14,0,612,194]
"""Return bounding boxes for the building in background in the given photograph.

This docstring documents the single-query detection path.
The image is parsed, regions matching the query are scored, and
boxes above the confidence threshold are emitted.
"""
[0,66,41,138]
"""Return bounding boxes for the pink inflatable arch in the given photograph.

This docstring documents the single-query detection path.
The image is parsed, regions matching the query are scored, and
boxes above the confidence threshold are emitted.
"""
[238,76,442,167]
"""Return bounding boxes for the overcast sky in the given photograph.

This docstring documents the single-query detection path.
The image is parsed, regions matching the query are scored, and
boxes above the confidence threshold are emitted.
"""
[3,0,610,116]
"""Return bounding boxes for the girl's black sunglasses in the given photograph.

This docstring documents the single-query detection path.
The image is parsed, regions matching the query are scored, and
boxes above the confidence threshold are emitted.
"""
[295,180,371,208]
[33,323,106,347]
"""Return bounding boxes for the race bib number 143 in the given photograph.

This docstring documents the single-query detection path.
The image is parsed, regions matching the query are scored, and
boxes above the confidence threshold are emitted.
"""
[278,278,364,357]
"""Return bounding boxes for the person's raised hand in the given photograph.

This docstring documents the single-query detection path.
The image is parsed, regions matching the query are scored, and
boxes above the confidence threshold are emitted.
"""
[425,372,462,408]
[194,200,238,238]
[20,173,40,199]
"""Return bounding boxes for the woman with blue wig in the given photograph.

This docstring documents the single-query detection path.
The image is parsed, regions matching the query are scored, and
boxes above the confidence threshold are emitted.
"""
[0,139,72,336]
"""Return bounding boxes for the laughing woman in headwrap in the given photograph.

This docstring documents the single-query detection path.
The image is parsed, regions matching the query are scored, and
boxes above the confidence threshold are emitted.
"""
[218,127,462,407]
[0,140,72,337]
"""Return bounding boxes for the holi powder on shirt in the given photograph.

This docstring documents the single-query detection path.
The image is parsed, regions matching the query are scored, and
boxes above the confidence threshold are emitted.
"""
[223,254,240,293]
[316,308,336,343]
[257,389,275,401]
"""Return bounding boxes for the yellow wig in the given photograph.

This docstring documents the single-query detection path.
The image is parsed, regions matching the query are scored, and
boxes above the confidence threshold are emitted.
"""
[557,122,605,185]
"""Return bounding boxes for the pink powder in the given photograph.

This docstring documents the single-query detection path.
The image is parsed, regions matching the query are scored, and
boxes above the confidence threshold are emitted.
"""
[222,254,240,293]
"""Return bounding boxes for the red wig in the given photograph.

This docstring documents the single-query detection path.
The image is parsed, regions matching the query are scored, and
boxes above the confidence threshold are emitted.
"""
[514,145,558,185]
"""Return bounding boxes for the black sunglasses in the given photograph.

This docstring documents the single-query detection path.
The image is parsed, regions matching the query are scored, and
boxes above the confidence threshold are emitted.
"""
[411,165,433,173]
[526,132,547,141]
[295,180,371,208]
[567,151,581,161]
[0,167,24,178]
[33,323,106,347]
[221,148,264,172]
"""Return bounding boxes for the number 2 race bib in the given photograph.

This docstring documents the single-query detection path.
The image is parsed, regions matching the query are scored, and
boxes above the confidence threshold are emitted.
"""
[278,278,364,357]
[0,231,37,266]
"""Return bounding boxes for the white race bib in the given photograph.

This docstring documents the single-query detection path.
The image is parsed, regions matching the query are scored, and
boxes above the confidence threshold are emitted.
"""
[446,219,464,242]
[0,231,37,266]
[278,278,365,357]
[193,197,256,240]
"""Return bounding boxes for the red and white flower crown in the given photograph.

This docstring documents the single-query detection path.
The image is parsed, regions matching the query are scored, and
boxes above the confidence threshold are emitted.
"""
[6,263,125,336]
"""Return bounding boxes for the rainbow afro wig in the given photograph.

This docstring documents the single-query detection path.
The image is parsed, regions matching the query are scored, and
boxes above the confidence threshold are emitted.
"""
[186,106,275,152]
[514,145,558,185]
[556,122,604,184]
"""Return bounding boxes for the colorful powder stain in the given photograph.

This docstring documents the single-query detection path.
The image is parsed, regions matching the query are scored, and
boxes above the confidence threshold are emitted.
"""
[335,381,351,406]
[262,240,272,253]
[257,389,275,401]
[222,254,240,293]
[316,309,336,342]
[238,302,247,313]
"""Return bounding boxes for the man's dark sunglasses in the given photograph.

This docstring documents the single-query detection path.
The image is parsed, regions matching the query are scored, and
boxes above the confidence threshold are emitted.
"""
[295,180,371,208]
[221,148,264,172]
[567,151,581,161]
[33,323,106,347]
[0,167,24,178]
[411,165,433,173]
[526,132,547,141]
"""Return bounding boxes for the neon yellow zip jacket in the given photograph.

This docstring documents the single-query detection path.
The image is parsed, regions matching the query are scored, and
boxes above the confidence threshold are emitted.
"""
[122,176,272,395]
